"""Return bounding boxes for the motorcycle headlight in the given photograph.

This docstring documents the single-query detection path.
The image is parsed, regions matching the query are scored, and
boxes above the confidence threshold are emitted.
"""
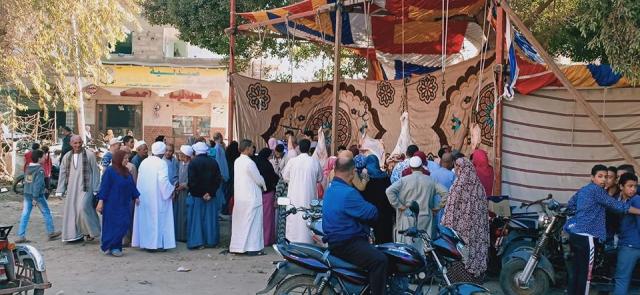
[538,214,551,229]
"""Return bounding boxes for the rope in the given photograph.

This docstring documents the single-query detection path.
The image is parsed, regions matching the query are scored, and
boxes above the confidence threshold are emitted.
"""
[441,0,450,96]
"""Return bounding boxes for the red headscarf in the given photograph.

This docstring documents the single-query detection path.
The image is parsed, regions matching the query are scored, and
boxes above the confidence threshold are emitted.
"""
[471,149,494,196]
[112,150,130,176]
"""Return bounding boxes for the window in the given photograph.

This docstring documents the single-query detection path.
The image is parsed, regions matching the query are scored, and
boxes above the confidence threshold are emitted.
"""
[113,32,132,55]
[172,116,210,137]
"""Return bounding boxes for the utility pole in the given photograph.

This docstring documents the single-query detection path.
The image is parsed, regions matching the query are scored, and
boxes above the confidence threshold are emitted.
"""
[228,0,236,142]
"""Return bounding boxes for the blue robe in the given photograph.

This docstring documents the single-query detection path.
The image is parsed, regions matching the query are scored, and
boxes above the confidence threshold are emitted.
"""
[98,167,139,252]
[210,145,229,211]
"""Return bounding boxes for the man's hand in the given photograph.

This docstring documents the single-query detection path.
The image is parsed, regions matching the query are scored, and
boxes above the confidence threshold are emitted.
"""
[135,198,140,206]
[96,200,103,214]
[399,205,407,212]
[203,193,211,201]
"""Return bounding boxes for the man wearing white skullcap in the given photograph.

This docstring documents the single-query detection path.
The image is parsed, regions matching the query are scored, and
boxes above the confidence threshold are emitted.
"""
[385,156,448,251]
[132,141,176,251]
[131,141,148,169]
[186,141,222,249]
[174,145,194,242]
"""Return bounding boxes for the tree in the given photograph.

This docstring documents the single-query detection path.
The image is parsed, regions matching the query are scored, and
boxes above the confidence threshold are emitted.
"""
[0,0,139,111]
[142,0,367,80]
[512,0,640,83]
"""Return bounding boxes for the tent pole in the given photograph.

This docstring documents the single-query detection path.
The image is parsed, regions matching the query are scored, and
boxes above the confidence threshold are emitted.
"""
[500,0,640,172]
[331,1,343,155]
[228,0,236,142]
[493,5,506,196]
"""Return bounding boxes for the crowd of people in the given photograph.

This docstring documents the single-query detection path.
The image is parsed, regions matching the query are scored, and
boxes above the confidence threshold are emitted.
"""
[13,126,640,295]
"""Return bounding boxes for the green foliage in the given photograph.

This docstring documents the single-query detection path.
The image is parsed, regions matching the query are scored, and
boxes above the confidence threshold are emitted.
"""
[142,0,367,80]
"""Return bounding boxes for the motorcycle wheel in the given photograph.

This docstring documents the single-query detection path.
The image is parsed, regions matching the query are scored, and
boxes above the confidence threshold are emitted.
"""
[13,175,25,194]
[20,258,45,295]
[500,259,549,295]
[273,275,336,295]
[501,240,536,265]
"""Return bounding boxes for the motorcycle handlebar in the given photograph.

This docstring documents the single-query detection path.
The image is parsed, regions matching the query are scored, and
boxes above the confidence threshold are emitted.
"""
[520,194,553,208]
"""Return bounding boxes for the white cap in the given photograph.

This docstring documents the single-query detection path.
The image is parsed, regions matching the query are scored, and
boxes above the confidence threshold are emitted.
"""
[108,137,122,146]
[192,142,209,155]
[409,156,422,168]
[151,141,166,155]
[180,145,194,158]
[134,140,147,150]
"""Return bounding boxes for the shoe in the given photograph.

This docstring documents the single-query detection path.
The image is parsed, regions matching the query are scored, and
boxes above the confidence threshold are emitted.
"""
[14,237,29,243]
[111,249,123,257]
[48,231,62,240]
[103,249,111,255]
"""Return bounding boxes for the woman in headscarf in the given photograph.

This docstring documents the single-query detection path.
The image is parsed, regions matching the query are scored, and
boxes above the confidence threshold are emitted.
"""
[471,149,494,196]
[442,157,490,283]
[353,154,369,191]
[96,150,139,257]
[254,148,280,246]
[322,156,337,189]
[360,154,394,244]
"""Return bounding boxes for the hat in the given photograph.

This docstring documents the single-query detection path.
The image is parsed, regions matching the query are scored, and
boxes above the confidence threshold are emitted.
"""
[109,137,122,146]
[409,156,423,168]
[134,140,147,150]
[180,145,194,158]
[151,141,166,155]
[192,142,209,155]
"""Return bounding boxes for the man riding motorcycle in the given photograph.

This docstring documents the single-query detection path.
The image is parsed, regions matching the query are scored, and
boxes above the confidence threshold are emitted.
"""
[322,156,388,295]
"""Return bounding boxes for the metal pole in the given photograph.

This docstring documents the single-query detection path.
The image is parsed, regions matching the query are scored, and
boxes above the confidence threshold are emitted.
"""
[331,1,343,154]
[500,0,640,172]
[72,14,86,141]
[227,0,236,142]
[492,6,506,195]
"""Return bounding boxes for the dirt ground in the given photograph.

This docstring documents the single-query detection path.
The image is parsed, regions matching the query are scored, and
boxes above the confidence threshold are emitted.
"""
[0,190,565,295]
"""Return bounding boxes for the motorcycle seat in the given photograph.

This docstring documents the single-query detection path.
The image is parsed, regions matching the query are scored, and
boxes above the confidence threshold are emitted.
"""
[284,243,326,261]
[322,251,365,272]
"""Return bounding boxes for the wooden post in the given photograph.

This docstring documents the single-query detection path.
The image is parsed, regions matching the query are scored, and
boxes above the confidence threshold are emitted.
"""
[228,0,236,142]
[500,0,640,172]
[331,1,343,154]
[493,6,506,195]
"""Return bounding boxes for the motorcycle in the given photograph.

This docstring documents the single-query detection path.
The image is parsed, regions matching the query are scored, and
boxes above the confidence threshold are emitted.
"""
[499,198,568,295]
[490,195,554,269]
[257,199,490,295]
[0,226,51,295]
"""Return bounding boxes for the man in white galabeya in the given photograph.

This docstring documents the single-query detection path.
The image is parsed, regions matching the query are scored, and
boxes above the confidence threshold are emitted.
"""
[132,141,176,251]
[282,138,322,243]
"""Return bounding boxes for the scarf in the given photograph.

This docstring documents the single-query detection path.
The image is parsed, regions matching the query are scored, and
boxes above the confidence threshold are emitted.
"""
[365,155,387,179]
[471,149,494,196]
[442,158,489,277]
[323,156,337,178]
[64,149,91,192]
[255,148,280,192]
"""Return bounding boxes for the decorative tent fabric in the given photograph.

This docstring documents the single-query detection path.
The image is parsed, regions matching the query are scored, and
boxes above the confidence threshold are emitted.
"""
[501,88,640,203]
[232,54,496,159]
[237,0,486,79]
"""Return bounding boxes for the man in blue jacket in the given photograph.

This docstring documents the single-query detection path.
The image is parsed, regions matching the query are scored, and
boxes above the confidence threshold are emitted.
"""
[323,156,387,295]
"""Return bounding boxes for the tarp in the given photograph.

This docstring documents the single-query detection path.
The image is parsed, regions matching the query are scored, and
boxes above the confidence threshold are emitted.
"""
[501,88,640,203]
[232,54,496,158]
[238,0,486,80]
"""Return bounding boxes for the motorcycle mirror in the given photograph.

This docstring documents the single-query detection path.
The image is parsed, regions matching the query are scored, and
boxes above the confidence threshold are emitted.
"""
[409,201,420,216]
[277,197,291,206]
[310,200,320,207]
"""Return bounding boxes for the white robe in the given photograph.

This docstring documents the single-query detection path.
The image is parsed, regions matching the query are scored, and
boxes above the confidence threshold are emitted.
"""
[230,154,266,253]
[282,153,322,243]
[132,156,176,249]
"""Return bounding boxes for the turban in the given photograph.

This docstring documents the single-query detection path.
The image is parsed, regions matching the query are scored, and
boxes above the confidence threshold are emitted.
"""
[192,142,209,155]
[151,141,166,155]
[180,145,194,158]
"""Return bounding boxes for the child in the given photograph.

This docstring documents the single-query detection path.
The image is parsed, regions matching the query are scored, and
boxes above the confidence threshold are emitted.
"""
[16,149,61,243]
[613,173,640,295]
[565,164,640,295]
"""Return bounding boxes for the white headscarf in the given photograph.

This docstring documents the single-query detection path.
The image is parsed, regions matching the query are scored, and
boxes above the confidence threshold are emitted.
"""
[151,141,166,155]
[192,142,209,155]
[180,145,194,158]
[134,140,147,150]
